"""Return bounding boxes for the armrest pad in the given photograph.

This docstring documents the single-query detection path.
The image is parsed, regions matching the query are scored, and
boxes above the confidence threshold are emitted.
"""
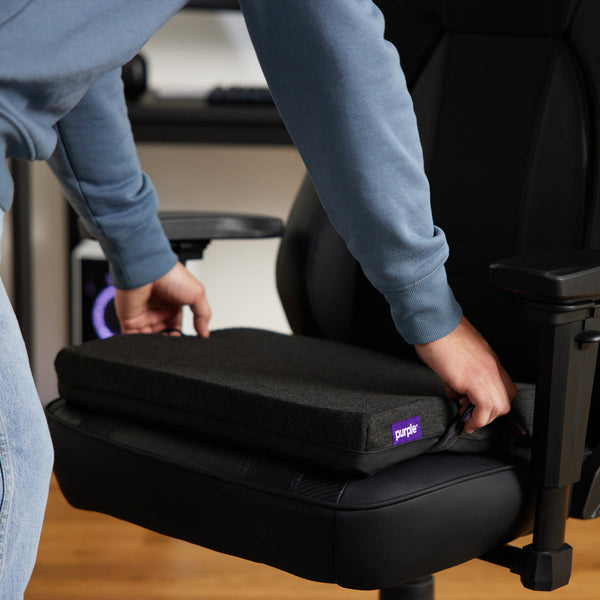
[489,250,600,301]
[79,211,284,263]
[79,211,284,243]
[158,211,284,241]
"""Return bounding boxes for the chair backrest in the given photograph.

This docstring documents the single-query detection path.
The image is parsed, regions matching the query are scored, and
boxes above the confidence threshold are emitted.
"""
[276,0,600,389]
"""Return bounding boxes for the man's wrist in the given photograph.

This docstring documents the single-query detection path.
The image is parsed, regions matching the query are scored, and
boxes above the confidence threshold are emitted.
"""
[100,216,178,290]
[383,265,463,345]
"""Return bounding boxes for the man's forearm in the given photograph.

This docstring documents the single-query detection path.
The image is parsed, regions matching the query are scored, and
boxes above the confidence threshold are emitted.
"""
[47,69,178,290]
[239,0,462,344]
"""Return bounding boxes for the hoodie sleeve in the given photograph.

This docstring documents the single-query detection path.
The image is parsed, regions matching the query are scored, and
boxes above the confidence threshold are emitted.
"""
[239,0,462,344]
[47,68,177,290]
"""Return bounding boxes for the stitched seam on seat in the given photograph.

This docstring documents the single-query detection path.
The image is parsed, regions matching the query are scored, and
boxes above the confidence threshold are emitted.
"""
[49,413,348,509]
[339,467,526,511]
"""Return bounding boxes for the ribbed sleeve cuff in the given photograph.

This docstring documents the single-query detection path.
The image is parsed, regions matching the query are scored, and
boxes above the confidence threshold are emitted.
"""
[383,264,463,345]
[99,216,178,290]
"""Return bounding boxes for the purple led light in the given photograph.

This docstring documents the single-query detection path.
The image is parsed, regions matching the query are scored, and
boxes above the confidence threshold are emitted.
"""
[92,285,117,339]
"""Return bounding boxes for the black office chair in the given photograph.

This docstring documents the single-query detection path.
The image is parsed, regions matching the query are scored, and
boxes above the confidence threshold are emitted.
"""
[46,1,600,598]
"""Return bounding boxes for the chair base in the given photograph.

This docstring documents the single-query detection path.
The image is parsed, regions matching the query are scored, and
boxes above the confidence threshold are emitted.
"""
[380,576,434,599]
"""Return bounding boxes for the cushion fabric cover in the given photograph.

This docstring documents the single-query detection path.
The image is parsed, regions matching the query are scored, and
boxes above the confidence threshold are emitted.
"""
[55,329,533,475]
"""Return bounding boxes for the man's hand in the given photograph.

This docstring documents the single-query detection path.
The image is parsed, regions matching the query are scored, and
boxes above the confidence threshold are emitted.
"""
[414,316,516,434]
[114,262,211,338]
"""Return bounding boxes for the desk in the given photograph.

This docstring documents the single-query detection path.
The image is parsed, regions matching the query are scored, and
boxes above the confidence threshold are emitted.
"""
[13,96,291,364]
[128,94,291,145]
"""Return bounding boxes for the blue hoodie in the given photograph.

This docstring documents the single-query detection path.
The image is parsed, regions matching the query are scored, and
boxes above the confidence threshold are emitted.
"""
[0,0,462,344]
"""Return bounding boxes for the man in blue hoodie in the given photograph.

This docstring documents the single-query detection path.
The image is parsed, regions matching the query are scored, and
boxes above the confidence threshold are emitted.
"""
[0,1,515,596]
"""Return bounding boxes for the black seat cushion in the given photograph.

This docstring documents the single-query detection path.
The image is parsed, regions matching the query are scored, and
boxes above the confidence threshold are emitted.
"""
[55,329,533,475]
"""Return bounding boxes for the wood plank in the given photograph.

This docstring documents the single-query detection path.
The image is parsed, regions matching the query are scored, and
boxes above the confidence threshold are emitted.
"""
[25,476,600,599]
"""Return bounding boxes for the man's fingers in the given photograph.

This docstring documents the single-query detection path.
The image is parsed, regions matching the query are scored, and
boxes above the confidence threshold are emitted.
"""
[442,381,461,400]
[500,365,518,401]
[462,378,513,434]
[457,396,470,414]
[464,400,492,434]
[415,316,518,434]
[453,393,492,431]
[165,311,182,333]
[191,292,212,338]
[194,314,210,338]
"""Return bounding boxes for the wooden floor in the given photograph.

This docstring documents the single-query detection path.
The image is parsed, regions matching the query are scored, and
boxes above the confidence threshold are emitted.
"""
[25,476,600,600]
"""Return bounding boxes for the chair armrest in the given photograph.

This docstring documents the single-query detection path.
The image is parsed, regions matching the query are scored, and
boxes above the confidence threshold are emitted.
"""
[489,249,600,302]
[482,249,600,590]
[158,211,284,241]
[158,211,284,261]
[489,249,600,490]
[158,211,284,262]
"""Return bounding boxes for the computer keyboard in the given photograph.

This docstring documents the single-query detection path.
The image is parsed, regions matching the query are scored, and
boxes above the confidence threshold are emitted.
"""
[206,86,273,105]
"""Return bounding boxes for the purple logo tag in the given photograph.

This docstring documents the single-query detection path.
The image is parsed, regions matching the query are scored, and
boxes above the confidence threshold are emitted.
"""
[391,416,422,446]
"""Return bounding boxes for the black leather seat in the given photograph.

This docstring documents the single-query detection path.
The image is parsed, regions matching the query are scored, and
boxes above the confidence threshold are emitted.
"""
[46,1,600,598]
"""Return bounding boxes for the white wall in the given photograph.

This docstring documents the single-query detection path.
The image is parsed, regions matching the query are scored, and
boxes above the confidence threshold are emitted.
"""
[5,10,306,403]
[145,9,268,97]
[31,165,69,403]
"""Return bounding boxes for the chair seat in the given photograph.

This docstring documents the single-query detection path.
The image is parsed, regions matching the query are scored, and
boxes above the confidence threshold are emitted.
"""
[46,397,535,590]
